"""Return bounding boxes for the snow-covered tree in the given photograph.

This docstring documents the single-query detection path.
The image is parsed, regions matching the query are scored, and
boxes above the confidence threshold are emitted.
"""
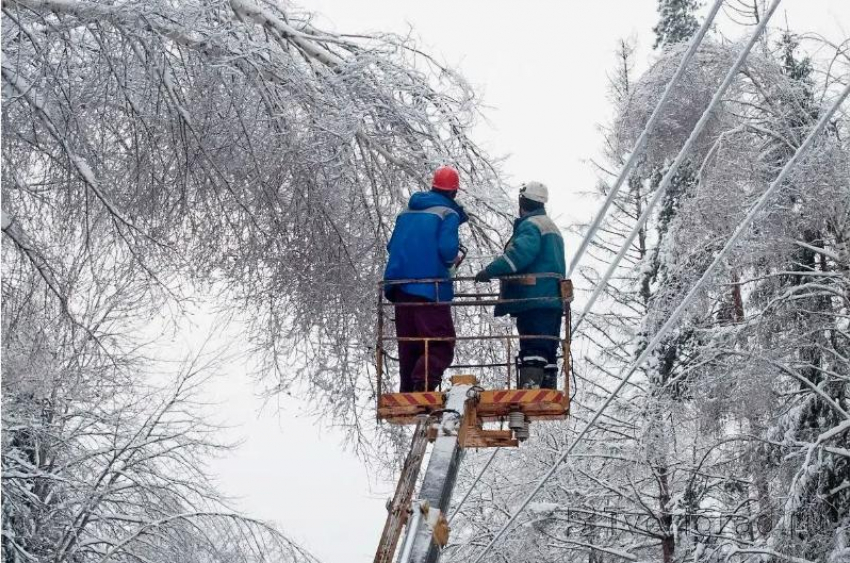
[1,257,318,563]
[653,0,702,49]
[1,0,511,559]
[446,26,850,563]
[1,0,510,447]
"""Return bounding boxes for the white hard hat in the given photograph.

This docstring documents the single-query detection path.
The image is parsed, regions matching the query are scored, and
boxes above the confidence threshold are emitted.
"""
[520,181,548,204]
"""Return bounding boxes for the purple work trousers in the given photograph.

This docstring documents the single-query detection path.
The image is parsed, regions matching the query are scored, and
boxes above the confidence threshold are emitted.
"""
[393,292,456,392]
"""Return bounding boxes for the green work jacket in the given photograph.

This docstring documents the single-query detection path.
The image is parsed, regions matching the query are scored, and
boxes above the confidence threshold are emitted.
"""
[484,209,566,317]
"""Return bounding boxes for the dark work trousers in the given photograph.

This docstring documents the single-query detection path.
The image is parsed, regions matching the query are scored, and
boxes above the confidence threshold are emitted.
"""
[515,309,563,366]
[393,292,456,392]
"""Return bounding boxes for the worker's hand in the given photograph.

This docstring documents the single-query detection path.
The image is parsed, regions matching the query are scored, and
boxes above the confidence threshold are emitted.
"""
[474,269,491,283]
[454,244,468,267]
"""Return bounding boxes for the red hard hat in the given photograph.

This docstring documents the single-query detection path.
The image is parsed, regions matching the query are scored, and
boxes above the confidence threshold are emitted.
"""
[432,166,460,191]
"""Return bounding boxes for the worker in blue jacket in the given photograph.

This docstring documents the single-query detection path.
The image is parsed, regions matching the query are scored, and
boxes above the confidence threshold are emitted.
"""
[474,181,566,389]
[384,166,468,392]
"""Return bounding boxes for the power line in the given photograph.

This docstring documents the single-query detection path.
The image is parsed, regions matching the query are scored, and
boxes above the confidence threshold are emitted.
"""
[448,0,727,526]
[565,0,727,279]
[469,77,849,563]
[448,448,499,524]
[572,0,783,335]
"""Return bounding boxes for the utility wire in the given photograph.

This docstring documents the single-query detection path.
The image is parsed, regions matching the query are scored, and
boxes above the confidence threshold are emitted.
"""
[447,447,500,524]
[447,0,726,525]
[565,0,727,279]
[469,77,849,563]
[572,0,783,335]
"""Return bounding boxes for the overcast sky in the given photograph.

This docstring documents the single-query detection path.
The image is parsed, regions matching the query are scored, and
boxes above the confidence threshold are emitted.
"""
[201,2,850,562]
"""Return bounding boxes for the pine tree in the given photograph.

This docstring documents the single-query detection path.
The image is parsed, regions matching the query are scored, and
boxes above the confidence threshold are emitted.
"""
[653,0,702,49]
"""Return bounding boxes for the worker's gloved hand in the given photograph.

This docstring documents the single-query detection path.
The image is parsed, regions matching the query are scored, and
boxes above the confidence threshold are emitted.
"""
[474,269,491,283]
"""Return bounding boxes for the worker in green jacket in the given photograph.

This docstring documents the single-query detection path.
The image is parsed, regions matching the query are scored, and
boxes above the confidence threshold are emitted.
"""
[474,182,566,389]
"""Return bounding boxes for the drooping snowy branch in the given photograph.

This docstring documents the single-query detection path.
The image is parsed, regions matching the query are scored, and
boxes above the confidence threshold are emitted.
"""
[1,0,511,442]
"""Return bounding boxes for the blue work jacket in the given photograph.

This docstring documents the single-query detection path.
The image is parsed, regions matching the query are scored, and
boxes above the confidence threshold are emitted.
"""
[384,191,468,302]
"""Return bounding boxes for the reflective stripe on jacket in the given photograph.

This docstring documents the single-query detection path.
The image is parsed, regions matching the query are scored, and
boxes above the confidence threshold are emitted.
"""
[484,209,566,316]
[384,191,468,302]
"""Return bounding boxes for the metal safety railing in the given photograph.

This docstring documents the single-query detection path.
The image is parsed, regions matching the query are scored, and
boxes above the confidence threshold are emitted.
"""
[376,274,574,399]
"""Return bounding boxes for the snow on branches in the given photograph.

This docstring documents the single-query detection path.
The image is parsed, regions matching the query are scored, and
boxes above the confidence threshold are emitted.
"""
[1,0,510,442]
[1,0,510,559]
[448,34,850,563]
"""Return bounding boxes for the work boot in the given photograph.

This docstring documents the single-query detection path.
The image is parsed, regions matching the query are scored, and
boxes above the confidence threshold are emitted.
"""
[516,356,546,389]
[541,364,559,390]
